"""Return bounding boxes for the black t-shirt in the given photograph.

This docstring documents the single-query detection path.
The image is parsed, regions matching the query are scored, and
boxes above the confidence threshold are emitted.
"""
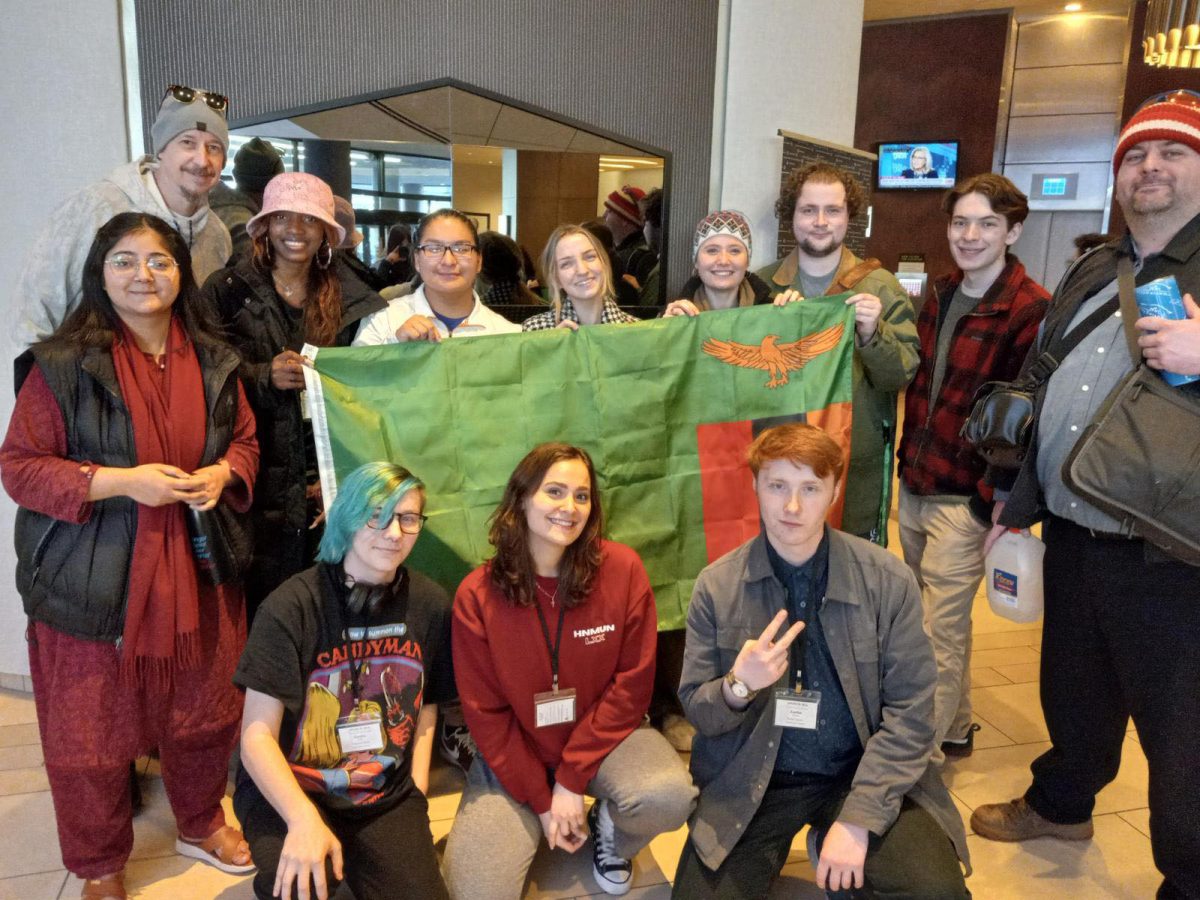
[234,562,455,814]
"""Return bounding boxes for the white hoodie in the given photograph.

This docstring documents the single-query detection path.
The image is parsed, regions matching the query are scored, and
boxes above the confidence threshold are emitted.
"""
[13,156,232,347]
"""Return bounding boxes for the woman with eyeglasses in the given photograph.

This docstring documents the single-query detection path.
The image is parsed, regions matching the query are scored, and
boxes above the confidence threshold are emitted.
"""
[445,443,696,899]
[204,172,385,622]
[0,212,260,900]
[234,462,452,900]
[521,225,643,331]
[354,209,520,344]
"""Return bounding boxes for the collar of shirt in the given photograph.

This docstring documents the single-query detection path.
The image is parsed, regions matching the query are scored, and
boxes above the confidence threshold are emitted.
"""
[559,297,635,325]
[765,530,829,610]
[411,286,487,333]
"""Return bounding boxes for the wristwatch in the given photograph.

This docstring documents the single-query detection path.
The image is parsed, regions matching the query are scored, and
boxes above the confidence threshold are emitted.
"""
[725,670,758,700]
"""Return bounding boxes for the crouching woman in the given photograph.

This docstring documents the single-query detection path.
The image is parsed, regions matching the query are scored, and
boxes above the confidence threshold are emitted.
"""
[233,462,453,900]
[445,443,696,898]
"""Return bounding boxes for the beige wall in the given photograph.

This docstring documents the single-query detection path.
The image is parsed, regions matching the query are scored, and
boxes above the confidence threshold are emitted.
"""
[451,151,504,234]
[516,152,601,273]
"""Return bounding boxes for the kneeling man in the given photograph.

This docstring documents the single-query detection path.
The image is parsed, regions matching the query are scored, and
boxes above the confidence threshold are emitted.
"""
[673,424,969,899]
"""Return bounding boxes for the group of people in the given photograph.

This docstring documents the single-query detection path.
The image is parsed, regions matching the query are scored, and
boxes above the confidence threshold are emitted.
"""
[2,78,1199,900]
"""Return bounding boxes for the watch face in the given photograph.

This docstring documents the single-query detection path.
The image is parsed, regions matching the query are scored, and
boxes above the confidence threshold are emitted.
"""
[730,676,750,698]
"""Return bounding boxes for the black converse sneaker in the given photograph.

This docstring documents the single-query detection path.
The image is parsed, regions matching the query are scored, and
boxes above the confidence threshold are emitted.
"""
[588,799,633,895]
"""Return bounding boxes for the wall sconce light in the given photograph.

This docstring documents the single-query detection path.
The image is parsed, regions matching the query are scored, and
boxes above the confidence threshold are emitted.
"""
[1144,0,1200,68]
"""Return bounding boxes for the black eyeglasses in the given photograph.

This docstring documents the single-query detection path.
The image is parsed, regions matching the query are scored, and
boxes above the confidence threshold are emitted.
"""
[162,84,229,115]
[366,512,428,535]
[416,242,478,259]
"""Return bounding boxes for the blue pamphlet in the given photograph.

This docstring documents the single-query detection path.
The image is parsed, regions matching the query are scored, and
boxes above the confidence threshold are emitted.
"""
[1133,276,1200,387]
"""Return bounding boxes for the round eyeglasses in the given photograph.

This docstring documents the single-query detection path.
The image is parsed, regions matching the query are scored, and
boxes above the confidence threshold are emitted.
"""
[105,254,178,275]
[366,512,428,534]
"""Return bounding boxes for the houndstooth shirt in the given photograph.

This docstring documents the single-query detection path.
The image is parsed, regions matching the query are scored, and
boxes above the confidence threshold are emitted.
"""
[521,297,639,331]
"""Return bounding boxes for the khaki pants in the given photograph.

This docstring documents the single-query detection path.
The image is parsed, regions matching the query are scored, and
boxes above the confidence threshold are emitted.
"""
[897,484,988,755]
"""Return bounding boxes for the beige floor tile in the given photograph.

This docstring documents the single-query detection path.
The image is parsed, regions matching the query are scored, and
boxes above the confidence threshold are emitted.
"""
[971,593,1043,636]
[0,723,40,749]
[1118,808,1151,839]
[646,823,688,883]
[968,645,1041,669]
[992,662,1041,684]
[962,812,1160,898]
[972,629,1043,651]
[0,869,65,900]
[968,666,1011,688]
[0,791,64,878]
[0,766,49,797]
[969,681,1048,744]
[63,852,255,900]
[524,840,666,900]
[954,713,1015,752]
[0,690,37,728]
[0,744,43,772]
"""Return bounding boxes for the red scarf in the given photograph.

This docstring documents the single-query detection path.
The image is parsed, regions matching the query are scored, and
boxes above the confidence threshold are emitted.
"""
[112,317,207,683]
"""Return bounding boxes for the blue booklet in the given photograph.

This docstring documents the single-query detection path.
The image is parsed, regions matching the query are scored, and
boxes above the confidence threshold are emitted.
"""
[1134,276,1200,387]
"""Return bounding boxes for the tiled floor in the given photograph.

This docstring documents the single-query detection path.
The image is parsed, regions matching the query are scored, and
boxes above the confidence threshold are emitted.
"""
[0,526,1162,899]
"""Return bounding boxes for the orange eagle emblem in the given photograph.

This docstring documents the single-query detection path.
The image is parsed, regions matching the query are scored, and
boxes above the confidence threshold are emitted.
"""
[702,323,845,388]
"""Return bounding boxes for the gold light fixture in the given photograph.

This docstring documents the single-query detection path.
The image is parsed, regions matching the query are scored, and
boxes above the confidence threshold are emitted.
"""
[1143,0,1200,68]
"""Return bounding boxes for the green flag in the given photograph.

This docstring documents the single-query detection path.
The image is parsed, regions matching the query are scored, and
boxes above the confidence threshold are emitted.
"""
[306,298,855,628]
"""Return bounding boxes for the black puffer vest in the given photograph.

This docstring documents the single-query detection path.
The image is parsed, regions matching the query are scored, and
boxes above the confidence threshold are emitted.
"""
[13,342,242,640]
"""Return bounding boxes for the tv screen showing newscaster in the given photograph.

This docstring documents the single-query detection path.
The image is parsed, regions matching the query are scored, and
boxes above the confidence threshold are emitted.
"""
[877,141,959,190]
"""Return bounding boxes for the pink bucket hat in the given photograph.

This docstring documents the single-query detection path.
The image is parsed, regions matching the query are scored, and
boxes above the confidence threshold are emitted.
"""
[246,172,346,246]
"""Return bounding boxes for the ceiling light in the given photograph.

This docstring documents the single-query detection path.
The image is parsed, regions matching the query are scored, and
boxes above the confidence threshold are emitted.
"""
[1065,2,1081,10]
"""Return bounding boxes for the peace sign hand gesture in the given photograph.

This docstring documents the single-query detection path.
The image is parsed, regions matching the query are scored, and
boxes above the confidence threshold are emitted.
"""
[732,609,805,693]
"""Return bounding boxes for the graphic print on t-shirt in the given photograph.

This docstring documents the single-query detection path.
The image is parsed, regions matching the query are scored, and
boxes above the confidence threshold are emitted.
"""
[288,622,425,806]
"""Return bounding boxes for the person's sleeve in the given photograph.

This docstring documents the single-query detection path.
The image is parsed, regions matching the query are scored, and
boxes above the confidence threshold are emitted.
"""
[856,275,920,392]
[452,579,555,814]
[233,584,309,713]
[0,366,95,523]
[837,564,936,837]
[352,305,394,346]
[14,191,119,347]
[424,586,456,706]
[555,552,657,794]
[218,379,259,513]
[677,569,751,736]
[202,272,279,411]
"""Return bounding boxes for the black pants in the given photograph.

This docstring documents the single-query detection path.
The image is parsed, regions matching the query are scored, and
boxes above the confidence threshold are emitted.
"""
[234,781,448,900]
[671,775,967,899]
[650,629,687,724]
[1026,517,1200,900]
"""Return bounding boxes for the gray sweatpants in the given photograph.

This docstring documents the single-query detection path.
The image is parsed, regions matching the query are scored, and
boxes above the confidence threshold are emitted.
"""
[443,725,697,900]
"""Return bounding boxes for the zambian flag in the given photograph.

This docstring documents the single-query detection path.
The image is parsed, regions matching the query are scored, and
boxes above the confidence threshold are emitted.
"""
[305,297,855,629]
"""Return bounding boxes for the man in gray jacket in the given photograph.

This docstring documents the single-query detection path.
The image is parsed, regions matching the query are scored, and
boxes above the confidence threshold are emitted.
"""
[672,423,968,899]
[15,84,232,346]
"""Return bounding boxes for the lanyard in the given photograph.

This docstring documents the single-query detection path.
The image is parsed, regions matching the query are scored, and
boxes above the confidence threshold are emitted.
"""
[533,599,567,692]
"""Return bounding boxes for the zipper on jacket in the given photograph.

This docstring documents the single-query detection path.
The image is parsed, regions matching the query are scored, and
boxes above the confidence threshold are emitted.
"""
[28,521,60,589]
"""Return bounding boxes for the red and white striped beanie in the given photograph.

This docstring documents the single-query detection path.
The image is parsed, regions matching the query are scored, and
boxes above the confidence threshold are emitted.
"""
[1114,90,1200,174]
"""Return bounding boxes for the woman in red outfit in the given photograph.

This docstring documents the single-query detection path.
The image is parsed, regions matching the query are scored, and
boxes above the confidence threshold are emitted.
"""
[444,443,695,899]
[0,213,260,900]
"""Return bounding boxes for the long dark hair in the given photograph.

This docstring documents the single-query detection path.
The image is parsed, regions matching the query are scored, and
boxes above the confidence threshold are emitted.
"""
[250,232,343,346]
[488,443,604,609]
[38,212,224,352]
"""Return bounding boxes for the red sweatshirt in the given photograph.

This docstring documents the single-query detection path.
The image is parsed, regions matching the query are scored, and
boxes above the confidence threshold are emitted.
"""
[452,540,657,814]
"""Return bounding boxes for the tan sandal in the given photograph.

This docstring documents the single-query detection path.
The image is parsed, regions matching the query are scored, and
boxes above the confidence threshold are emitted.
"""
[81,871,126,900]
[175,824,255,874]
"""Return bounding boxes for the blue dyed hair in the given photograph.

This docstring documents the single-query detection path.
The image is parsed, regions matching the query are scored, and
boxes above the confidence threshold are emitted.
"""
[316,462,424,564]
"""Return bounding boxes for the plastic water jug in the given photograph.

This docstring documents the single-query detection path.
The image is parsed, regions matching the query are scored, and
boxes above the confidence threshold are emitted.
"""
[985,529,1045,623]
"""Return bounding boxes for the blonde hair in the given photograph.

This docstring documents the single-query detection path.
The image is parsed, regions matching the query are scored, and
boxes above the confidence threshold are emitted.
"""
[539,225,615,323]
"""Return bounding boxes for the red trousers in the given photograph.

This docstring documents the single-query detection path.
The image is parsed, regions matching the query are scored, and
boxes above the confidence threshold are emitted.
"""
[28,584,245,878]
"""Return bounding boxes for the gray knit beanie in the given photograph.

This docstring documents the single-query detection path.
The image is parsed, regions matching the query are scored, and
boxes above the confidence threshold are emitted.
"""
[151,90,229,156]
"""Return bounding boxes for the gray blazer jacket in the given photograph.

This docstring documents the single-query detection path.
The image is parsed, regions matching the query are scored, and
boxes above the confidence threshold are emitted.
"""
[679,529,969,872]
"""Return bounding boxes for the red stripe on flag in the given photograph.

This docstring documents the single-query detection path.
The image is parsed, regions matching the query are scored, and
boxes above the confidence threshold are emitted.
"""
[697,420,760,563]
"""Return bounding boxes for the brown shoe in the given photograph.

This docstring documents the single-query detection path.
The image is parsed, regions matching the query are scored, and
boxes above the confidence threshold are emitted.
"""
[81,871,126,900]
[970,797,1093,842]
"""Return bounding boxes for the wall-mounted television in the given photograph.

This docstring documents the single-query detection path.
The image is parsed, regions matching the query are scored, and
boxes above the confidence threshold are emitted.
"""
[876,141,959,190]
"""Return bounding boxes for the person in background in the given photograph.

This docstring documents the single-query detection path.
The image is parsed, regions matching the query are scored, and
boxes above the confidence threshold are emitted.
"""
[374,223,414,288]
[522,225,642,331]
[756,162,919,543]
[333,196,388,294]
[672,424,968,899]
[479,231,544,307]
[603,185,656,287]
[901,146,939,179]
[1072,231,1112,259]
[209,137,285,261]
[638,188,664,305]
[15,84,232,347]
[235,462,452,900]
[445,443,696,898]
[896,174,1049,762]
[205,172,384,622]
[1,212,260,900]
[353,210,520,345]
[582,220,642,306]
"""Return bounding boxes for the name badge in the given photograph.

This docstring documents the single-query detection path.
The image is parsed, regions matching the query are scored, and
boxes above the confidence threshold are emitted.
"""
[773,688,821,730]
[534,688,577,728]
[336,713,385,754]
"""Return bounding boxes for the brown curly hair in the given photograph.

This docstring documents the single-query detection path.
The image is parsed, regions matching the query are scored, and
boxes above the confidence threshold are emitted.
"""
[251,234,343,346]
[774,162,867,222]
[487,443,604,609]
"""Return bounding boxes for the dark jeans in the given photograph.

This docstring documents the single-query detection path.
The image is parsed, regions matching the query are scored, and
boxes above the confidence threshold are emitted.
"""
[672,775,967,899]
[651,629,687,724]
[1026,516,1200,900]
[234,781,448,900]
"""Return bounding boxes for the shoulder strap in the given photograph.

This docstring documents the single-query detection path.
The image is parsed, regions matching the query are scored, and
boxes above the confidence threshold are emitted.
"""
[1116,256,1144,367]
[1022,296,1120,387]
[834,258,883,292]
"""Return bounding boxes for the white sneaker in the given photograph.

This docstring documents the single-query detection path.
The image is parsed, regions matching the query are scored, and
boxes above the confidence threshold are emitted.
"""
[588,799,633,895]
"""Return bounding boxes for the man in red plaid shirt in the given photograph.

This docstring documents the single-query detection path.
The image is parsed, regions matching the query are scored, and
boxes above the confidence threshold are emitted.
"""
[895,174,1050,761]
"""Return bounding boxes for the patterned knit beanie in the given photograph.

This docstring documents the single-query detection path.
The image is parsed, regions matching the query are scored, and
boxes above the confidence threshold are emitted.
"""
[1114,89,1200,174]
[693,210,753,261]
[604,186,646,226]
